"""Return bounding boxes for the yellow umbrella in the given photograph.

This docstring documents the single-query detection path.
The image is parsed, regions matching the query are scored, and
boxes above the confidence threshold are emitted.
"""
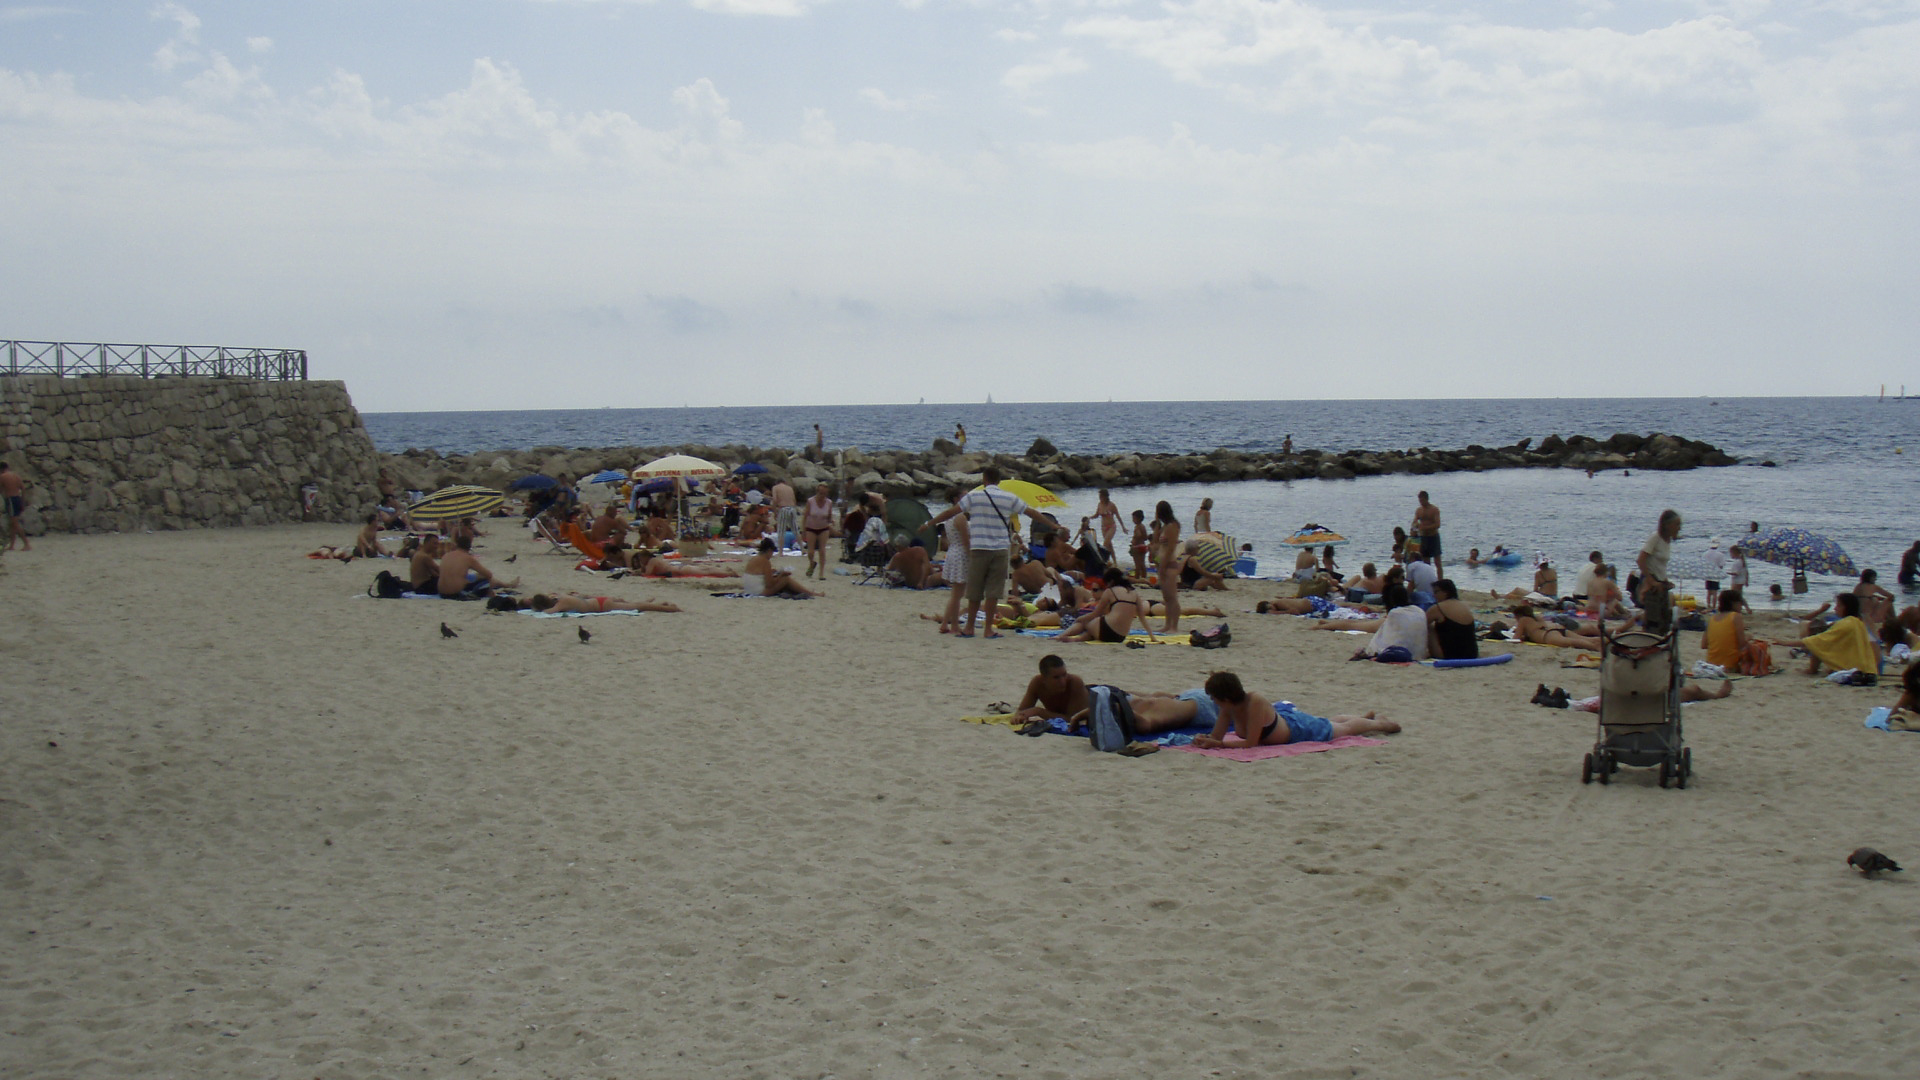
[977,478,1068,510]
[408,485,504,521]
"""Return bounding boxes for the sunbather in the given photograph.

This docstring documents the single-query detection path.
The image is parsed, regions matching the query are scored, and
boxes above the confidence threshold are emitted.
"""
[742,538,820,597]
[409,535,443,593]
[437,535,516,599]
[887,544,946,588]
[1059,567,1154,643]
[353,513,385,559]
[1511,604,1603,649]
[522,592,682,614]
[1188,671,1401,748]
[1013,654,1090,724]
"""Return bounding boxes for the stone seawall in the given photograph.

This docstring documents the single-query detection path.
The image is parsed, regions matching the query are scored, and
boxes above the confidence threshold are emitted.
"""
[377,431,1737,503]
[0,376,382,533]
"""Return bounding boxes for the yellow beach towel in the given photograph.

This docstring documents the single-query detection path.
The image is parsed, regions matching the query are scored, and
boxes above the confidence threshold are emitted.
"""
[1804,616,1878,675]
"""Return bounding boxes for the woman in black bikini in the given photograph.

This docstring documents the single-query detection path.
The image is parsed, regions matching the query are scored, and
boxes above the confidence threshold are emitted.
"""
[1060,567,1155,643]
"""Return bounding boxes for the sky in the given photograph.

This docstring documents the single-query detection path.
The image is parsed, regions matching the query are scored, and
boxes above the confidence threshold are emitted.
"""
[0,1,1915,411]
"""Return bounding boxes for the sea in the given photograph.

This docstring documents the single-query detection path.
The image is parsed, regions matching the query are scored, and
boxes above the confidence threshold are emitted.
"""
[362,397,1919,599]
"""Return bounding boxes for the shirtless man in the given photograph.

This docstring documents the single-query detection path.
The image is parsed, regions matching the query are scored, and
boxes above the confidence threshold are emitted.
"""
[1013,654,1090,725]
[409,534,444,593]
[887,544,945,589]
[1412,490,1442,570]
[1853,569,1896,629]
[353,513,385,559]
[438,534,513,599]
[1,461,29,551]
[587,504,629,546]
[770,478,798,546]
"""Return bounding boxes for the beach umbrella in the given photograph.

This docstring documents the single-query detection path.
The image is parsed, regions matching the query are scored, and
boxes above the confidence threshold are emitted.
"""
[885,497,936,552]
[977,478,1068,510]
[1281,524,1350,547]
[408,485,504,521]
[1189,533,1235,576]
[583,469,628,485]
[1744,526,1857,578]
[509,473,557,491]
[636,477,700,496]
[631,454,728,479]
[733,462,769,475]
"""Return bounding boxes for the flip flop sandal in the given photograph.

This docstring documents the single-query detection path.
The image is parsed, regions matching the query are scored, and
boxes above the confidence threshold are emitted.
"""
[1119,742,1161,757]
[1018,720,1049,737]
[987,701,1014,714]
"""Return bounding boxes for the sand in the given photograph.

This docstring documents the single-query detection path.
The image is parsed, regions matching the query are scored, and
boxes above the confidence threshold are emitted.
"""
[3,523,1916,1079]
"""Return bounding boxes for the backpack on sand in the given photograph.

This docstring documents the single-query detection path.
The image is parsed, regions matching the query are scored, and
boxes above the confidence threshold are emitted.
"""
[1189,622,1231,650]
[369,570,407,599]
[1084,685,1138,753]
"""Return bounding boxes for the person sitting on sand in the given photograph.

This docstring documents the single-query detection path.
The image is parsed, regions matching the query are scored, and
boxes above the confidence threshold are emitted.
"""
[1292,545,1318,581]
[1320,545,1339,579]
[1404,551,1439,607]
[438,534,514,600]
[409,534,443,593]
[1013,654,1090,725]
[1043,531,1080,573]
[1879,605,1920,651]
[1427,579,1479,661]
[1534,556,1558,599]
[1511,604,1603,650]
[353,513,386,559]
[1588,566,1631,619]
[739,504,771,543]
[1189,671,1401,749]
[588,504,629,546]
[1770,592,1879,676]
[1574,551,1605,597]
[1010,552,1057,596]
[742,538,820,597]
[520,592,682,614]
[1344,563,1385,600]
[1059,567,1156,643]
[1702,590,1771,674]
[887,543,946,589]
[1178,540,1228,591]
[1854,569,1896,629]
[1889,663,1920,716]
[1309,584,1428,659]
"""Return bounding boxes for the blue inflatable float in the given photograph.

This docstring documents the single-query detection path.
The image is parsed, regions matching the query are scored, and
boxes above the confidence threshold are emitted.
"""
[1484,552,1524,568]
[1431,653,1514,668]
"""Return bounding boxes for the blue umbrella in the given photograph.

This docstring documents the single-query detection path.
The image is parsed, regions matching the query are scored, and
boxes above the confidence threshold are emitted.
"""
[584,469,628,485]
[733,462,769,475]
[509,473,557,491]
[1745,526,1857,577]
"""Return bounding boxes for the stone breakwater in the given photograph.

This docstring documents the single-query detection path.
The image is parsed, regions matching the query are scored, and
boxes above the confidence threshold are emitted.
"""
[0,376,382,532]
[380,432,1736,502]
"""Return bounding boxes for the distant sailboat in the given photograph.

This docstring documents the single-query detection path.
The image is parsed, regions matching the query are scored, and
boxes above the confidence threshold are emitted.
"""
[986,393,994,404]
[918,397,925,405]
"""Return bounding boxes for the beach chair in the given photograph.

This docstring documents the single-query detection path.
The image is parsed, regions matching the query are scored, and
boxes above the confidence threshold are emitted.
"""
[562,522,610,567]
[1582,625,1692,788]
[532,513,572,555]
[852,519,896,585]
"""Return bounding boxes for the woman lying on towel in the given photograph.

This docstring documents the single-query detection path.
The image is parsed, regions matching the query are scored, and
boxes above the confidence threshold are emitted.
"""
[1771,592,1880,676]
[1510,604,1604,650]
[498,593,683,613]
[1188,671,1401,749]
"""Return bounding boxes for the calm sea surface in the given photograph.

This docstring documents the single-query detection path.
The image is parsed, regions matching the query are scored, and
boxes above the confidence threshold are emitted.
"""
[363,398,1919,597]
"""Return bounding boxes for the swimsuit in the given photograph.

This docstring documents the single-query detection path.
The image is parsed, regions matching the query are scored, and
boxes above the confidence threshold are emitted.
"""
[593,596,612,612]
[1433,615,1478,660]
[6,494,25,517]
[1176,689,1218,728]
[1273,702,1334,744]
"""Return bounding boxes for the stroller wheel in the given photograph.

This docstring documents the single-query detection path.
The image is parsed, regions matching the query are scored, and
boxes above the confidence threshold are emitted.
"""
[1582,754,1594,785]
[1658,760,1672,789]
[1677,747,1691,790]
[1596,752,1611,785]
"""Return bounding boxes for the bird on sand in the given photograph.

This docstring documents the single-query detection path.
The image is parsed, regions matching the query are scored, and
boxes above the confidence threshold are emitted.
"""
[578,626,592,645]
[440,622,459,639]
[1847,847,1902,876]
[505,554,518,563]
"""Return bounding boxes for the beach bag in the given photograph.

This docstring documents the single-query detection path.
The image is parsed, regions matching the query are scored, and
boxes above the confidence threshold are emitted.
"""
[1189,623,1231,650]
[1374,645,1414,663]
[368,569,407,599]
[1084,685,1138,753]
[1737,640,1774,677]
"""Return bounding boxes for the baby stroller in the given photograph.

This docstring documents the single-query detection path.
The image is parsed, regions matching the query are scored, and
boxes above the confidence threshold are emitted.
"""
[1581,625,1693,789]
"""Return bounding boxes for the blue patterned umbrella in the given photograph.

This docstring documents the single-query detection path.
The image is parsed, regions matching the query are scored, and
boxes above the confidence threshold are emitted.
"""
[1744,526,1856,577]
[583,469,628,485]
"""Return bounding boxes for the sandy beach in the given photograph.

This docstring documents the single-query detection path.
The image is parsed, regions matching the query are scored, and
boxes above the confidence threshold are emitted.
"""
[3,523,1917,1078]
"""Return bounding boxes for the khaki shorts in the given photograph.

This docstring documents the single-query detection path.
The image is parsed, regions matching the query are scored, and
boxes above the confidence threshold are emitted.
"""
[965,548,1010,605]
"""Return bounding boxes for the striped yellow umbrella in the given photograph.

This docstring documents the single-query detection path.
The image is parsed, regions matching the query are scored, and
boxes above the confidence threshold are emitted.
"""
[408,485,504,521]
[976,478,1068,510]
[1189,533,1235,576]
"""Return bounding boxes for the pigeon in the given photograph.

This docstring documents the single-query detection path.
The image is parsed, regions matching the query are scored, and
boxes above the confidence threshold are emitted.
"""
[578,626,592,645]
[440,622,458,639]
[1847,847,1902,877]
[505,554,518,563]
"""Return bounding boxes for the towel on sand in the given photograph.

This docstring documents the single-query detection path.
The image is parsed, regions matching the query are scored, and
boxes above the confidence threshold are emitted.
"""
[1805,616,1878,675]
[1175,735,1387,761]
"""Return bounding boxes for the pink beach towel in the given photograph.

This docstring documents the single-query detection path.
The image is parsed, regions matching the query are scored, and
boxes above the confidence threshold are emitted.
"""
[1174,735,1387,761]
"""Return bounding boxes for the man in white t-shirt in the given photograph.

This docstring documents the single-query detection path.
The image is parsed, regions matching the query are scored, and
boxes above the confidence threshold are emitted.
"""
[1405,553,1439,605]
[929,467,1052,638]
[1575,551,1605,597]
[1700,538,1729,612]
[1636,509,1683,632]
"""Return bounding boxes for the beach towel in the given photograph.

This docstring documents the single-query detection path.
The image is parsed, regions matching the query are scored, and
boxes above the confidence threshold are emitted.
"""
[1174,735,1387,761]
[1866,707,1920,732]
[1804,616,1878,675]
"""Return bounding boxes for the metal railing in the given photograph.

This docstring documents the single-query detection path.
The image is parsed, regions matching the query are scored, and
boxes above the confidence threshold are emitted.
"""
[2,341,307,380]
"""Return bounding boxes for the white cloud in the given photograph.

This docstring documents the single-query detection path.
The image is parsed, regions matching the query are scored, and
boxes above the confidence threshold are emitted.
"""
[150,1,202,73]
[671,76,744,141]
[858,86,932,111]
[1002,48,1089,94]
[687,0,815,15]
[246,35,274,53]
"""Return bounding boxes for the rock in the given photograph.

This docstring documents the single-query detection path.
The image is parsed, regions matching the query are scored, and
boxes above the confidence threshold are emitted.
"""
[1027,437,1059,459]
[931,437,961,456]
